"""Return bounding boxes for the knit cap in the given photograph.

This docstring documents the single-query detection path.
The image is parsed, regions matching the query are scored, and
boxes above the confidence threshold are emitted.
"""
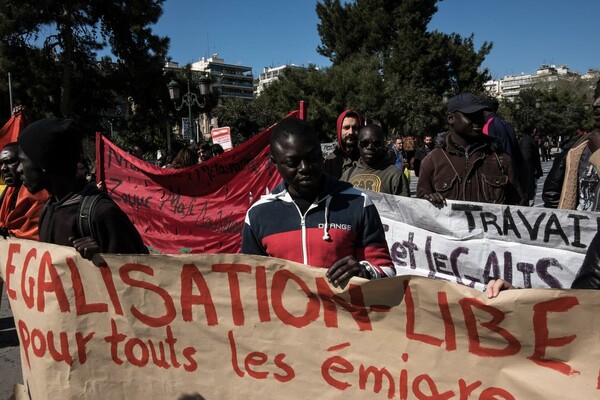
[18,118,82,175]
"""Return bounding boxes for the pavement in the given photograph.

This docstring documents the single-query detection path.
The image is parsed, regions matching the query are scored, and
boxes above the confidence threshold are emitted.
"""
[0,158,557,399]
[0,283,20,400]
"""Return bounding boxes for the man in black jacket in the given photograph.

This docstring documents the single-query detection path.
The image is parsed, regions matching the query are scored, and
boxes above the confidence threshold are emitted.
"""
[17,118,148,260]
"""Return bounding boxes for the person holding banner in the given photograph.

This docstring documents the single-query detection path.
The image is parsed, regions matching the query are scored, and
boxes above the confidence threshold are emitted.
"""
[242,117,395,287]
[211,143,224,157]
[417,93,522,207]
[17,118,148,260]
[198,142,213,163]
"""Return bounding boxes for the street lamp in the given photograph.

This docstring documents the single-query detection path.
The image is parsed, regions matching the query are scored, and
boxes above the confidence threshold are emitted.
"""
[442,90,451,104]
[168,76,212,144]
[515,98,541,123]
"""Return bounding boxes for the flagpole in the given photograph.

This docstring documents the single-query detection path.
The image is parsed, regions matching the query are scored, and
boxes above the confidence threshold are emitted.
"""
[8,72,13,115]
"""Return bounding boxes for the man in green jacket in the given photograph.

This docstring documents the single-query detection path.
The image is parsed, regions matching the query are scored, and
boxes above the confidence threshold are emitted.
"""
[341,124,409,196]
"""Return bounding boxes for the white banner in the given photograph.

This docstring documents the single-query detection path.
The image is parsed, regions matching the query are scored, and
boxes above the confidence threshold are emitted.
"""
[368,192,597,289]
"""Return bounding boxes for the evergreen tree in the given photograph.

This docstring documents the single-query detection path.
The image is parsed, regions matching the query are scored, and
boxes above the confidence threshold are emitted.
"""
[258,0,493,139]
[0,0,171,153]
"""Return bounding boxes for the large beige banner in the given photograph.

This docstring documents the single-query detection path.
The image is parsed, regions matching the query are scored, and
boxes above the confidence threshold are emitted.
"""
[1,238,599,399]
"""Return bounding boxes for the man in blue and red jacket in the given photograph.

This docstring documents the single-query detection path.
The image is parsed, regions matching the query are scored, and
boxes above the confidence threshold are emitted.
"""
[242,117,395,286]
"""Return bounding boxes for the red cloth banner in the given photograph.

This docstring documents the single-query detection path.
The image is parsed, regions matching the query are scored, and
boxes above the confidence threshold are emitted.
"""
[0,112,24,151]
[96,111,300,254]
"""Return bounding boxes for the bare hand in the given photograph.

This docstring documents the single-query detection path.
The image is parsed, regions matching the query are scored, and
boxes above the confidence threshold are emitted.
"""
[97,181,106,192]
[423,192,447,208]
[70,236,101,260]
[485,279,514,299]
[326,256,369,287]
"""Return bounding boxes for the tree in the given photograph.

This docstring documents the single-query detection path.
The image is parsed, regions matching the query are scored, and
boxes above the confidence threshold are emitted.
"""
[504,77,595,141]
[0,1,171,154]
[256,0,492,139]
[213,97,280,145]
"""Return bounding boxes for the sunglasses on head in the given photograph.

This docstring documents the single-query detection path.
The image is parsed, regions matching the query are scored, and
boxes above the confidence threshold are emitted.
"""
[359,139,384,149]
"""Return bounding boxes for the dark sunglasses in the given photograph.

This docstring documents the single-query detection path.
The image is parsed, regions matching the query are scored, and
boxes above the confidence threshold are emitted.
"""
[359,140,384,149]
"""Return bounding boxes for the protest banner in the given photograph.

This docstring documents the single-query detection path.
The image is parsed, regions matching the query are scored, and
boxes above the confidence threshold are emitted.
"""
[95,111,301,255]
[0,109,24,151]
[211,126,233,151]
[368,192,597,289]
[1,238,599,399]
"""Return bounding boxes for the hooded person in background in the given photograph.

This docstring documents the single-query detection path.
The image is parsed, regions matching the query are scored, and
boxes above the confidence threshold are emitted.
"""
[481,95,530,205]
[323,109,363,178]
[0,142,50,240]
[17,118,148,260]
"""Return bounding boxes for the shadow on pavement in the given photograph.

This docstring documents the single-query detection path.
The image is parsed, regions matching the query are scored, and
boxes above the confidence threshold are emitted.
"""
[0,316,18,348]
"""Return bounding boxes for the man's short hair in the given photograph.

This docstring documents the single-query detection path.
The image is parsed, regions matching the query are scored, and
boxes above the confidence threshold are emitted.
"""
[270,117,318,149]
[342,111,360,121]
[211,143,224,155]
[199,142,212,151]
[360,124,384,139]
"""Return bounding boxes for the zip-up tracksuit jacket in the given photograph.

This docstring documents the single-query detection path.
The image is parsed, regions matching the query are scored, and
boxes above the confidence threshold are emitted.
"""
[241,173,395,278]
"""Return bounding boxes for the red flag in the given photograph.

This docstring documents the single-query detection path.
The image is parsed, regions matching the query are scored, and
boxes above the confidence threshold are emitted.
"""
[96,109,300,254]
[0,112,24,150]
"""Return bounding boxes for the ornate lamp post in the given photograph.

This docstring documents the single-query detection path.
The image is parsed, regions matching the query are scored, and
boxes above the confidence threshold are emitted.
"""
[168,76,212,145]
[442,90,451,104]
[515,98,541,123]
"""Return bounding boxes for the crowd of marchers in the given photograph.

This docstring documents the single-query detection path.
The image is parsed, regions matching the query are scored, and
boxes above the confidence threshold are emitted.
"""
[1,81,600,302]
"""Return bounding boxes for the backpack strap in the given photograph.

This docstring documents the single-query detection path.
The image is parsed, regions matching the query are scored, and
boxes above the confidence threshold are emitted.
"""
[78,194,103,238]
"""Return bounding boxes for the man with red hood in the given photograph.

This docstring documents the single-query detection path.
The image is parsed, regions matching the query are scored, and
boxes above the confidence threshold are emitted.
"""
[323,109,363,178]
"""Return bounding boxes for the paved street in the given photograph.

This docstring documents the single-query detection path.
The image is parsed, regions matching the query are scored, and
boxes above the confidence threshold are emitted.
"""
[0,158,557,399]
[0,284,20,400]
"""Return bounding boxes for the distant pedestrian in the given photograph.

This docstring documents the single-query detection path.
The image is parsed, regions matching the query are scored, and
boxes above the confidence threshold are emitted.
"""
[519,124,543,205]
[198,142,213,163]
[169,147,198,169]
[412,134,435,177]
[211,143,224,157]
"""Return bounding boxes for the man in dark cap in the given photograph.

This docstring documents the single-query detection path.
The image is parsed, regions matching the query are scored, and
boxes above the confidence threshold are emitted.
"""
[417,93,522,206]
[17,118,148,259]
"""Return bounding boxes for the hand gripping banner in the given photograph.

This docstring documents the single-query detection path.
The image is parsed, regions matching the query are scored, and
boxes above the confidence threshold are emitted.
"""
[1,239,600,399]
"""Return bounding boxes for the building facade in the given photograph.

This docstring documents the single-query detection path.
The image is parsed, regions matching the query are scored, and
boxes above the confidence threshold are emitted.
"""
[190,54,253,101]
[484,65,597,100]
[254,64,304,96]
